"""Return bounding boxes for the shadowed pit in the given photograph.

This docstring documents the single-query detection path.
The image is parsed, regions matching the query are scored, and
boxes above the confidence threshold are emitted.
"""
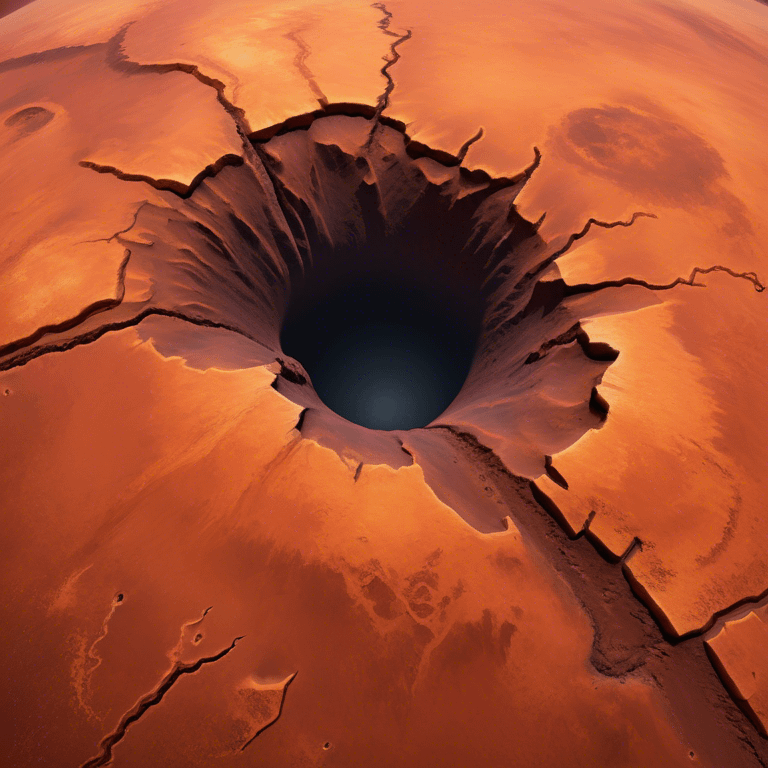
[281,274,481,430]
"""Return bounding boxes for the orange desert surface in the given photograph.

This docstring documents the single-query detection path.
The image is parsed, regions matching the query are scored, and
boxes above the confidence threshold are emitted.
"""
[1,0,767,766]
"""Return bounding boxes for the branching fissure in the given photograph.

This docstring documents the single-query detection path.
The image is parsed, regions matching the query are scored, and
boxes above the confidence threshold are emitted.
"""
[79,636,243,768]
[106,23,254,138]
[0,306,267,373]
[521,211,658,287]
[77,201,151,245]
[566,264,765,296]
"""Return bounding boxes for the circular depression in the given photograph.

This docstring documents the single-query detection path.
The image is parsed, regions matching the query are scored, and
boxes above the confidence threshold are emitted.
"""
[55,107,620,479]
[280,269,483,431]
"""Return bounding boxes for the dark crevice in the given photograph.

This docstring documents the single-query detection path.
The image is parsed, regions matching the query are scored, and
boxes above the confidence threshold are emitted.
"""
[523,322,581,364]
[581,529,643,567]
[529,478,580,537]
[79,636,243,768]
[544,455,569,489]
[79,155,245,198]
[523,321,619,367]
[575,331,620,362]
[565,264,766,295]
[395,437,414,461]
[273,357,308,385]
[354,462,364,482]
[425,427,768,764]
[456,127,484,164]
[619,537,643,564]
[0,249,131,361]
[581,509,597,535]
[294,408,308,432]
[588,386,610,422]
[0,306,263,373]
[367,2,412,140]
[283,29,328,108]
[106,23,254,138]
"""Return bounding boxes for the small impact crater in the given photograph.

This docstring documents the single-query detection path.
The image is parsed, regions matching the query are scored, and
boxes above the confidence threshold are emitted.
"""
[4,105,54,137]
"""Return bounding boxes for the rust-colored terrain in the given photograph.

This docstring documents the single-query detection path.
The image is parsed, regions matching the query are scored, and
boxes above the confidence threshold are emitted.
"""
[1,0,767,766]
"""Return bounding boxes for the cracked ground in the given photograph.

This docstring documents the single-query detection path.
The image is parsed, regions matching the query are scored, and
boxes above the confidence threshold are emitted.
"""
[1,0,768,766]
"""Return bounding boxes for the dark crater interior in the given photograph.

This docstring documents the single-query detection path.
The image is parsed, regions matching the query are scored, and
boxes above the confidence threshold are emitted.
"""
[280,262,483,431]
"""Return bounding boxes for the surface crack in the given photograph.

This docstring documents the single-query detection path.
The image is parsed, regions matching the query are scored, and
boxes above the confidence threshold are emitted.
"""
[107,23,253,140]
[536,211,657,280]
[567,264,765,295]
[368,2,412,142]
[77,202,151,245]
[0,249,131,363]
[0,307,264,373]
[284,29,328,108]
[78,157,244,198]
[79,635,243,768]
[456,127,484,164]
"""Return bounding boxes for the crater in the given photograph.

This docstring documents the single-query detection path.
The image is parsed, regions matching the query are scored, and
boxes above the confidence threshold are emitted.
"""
[6,105,649,501]
[4,105,54,137]
[281,267,482,431]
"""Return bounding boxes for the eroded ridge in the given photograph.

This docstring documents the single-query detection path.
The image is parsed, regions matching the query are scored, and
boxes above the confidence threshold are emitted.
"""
[240,672,298,752]
[79,634,243,768]
[706,597,768,738]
